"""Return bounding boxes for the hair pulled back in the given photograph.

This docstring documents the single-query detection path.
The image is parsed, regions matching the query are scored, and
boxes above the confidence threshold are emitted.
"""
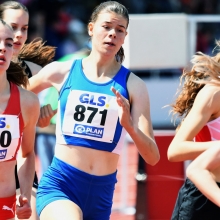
[88,1,129,63]
[0,1,28,18]
[19,38,56,67]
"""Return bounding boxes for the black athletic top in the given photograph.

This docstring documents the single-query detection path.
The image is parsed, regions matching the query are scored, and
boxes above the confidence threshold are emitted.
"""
[21,60,33,78]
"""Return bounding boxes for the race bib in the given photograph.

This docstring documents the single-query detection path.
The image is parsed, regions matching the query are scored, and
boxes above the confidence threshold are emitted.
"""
[0,115,20,161]
[62,90,119,143]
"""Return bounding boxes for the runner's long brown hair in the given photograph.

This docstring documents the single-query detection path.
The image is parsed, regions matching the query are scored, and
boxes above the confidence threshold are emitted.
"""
[171,42,220,124]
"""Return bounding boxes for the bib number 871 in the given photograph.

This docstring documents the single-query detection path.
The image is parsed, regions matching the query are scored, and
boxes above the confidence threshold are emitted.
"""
[74,105,107,126]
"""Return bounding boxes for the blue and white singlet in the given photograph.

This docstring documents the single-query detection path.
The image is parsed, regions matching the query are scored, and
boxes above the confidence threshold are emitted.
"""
[56,59,130,155]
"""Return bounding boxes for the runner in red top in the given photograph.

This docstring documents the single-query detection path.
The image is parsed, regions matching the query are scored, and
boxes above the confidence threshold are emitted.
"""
[0,19,39,220]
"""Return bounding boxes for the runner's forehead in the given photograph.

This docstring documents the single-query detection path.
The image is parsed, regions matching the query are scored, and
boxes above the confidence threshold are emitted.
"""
[0,23,13,40]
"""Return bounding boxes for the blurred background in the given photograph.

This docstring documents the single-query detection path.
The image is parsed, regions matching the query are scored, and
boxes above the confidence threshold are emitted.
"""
[3,0,220,219]
[1,0,219,128]
[3,0,220,64]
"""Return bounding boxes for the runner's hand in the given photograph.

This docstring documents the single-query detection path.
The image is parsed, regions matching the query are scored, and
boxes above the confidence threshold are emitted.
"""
[16,195,32,219]
[37,104,57,128]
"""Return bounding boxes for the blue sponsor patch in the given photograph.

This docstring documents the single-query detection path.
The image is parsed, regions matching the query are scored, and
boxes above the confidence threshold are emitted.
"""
[74,124,103,138]
[0,149,7,159]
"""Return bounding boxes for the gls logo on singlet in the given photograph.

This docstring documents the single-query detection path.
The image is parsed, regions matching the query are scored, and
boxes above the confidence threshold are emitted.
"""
[79,94,106,106]
[0,117,12,159]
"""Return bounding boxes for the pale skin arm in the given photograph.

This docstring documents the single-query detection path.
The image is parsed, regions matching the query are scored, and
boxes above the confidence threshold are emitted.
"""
[25,60,58,128]
[167,84,220,162]
[186,145,220,207]
[27,60,73,93]
[26,60,72,127]
[111,73,160,166]
[16,88,40,219]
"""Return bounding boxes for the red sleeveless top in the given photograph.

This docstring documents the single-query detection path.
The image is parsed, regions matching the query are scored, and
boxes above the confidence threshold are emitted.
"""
[195,117,220,142]
[0,82,24,161]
